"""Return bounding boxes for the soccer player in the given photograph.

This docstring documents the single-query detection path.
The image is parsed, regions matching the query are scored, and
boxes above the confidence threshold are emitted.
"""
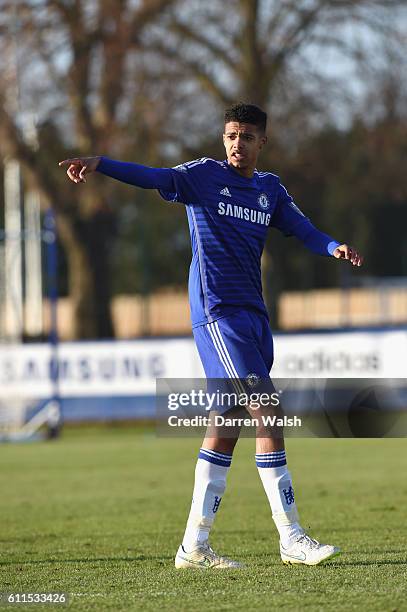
[60,103,363,568]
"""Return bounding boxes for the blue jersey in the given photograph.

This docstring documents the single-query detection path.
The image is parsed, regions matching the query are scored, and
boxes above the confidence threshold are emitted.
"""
[97,156,340,328]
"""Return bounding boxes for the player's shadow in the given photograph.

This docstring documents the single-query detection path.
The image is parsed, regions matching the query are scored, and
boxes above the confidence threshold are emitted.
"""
[0,554,174,566]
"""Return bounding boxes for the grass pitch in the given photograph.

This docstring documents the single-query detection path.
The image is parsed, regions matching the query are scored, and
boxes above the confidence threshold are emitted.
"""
[0,427,406,611]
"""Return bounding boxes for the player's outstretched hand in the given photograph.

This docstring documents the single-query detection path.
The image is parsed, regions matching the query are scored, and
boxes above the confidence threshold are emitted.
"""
[333,244,363,267]
[58,156,101,183]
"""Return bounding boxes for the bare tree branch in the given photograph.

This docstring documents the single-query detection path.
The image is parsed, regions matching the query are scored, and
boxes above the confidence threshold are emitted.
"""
[169,20,238,72]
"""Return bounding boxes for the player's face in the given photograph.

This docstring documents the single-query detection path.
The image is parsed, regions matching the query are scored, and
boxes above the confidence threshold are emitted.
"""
[223,122,267,178]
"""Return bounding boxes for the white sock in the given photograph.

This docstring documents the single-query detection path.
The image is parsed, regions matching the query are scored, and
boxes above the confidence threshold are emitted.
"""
[256,450,303,548]
[182,448,232,552]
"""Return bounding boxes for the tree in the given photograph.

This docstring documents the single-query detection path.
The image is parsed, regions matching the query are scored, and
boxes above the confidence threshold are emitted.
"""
[0,0,178,338]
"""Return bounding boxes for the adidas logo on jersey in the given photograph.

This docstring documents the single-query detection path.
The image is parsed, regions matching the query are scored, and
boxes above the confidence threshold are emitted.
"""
[220,187,231,197]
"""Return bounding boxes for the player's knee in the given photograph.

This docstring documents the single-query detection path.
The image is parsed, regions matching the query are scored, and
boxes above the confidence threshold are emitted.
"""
[202,436,238,455]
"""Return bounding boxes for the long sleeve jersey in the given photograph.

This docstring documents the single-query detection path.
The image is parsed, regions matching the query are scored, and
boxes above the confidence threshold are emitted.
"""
[97,156,340,327]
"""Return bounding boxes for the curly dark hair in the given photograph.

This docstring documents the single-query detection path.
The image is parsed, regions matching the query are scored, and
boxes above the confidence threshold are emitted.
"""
[224,103,267,133]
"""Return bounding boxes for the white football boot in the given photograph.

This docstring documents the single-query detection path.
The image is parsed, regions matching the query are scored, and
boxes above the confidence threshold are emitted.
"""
[280,533,341,566]
[175,542,243,569]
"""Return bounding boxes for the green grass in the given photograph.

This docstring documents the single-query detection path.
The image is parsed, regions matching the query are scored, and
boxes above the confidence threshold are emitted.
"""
[0,427,406,611]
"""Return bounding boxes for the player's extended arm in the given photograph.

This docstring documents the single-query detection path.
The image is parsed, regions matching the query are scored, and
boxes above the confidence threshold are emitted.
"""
[58,156,175,191]
[292,219,363,267]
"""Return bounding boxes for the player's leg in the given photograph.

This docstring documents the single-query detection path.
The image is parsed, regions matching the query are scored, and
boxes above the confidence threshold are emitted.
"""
[175,432,242,568]
[175,321,243,568]
[248,314,340,565]
[181,433,237,552]
[243,379,303,549]
[254,420,340,564]
[246,399,304,548]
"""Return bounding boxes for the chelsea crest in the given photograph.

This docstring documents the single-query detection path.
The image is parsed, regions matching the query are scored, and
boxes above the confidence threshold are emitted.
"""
[258,193,269,210]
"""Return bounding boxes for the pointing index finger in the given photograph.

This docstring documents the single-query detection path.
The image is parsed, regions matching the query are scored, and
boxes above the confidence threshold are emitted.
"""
[59,158,80,167]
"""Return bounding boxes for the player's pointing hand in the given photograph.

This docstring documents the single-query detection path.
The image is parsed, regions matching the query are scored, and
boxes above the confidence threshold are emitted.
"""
[333,244,363,267]
[58,156,101,183]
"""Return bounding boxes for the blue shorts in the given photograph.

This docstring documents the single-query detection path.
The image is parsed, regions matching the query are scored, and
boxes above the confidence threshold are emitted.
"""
[193,310,274,398]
